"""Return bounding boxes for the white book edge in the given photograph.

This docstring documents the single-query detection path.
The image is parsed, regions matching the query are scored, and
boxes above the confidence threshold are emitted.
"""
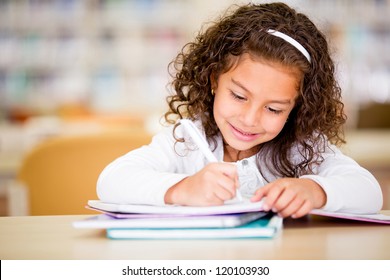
[73,212,268,229]
[87,199,264,216]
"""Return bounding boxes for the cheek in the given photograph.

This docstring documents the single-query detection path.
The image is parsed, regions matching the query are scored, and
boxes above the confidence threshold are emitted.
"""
[212,99,221,119]
[213,96,235,117]
[263,116,288,134]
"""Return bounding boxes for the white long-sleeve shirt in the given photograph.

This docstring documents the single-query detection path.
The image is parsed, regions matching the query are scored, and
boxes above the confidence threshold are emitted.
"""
[97,123,383,214]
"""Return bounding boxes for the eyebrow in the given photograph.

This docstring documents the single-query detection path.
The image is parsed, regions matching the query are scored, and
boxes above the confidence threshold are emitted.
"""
[231,78,294,105]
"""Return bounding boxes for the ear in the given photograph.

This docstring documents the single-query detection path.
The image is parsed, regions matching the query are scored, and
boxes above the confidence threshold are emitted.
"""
[210,72,218,90]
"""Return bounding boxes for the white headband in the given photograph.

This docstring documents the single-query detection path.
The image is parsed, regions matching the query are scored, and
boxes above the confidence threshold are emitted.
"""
[267,29,311,63]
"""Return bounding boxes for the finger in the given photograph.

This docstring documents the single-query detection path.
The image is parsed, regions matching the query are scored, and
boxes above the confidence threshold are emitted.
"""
[216,174,237,195]
[217,162,238,179]
[291,200,313,219]
[201,192,225,206]
[272,187,297,213]
[262,183,285,212]
[250,189,265,203]
[214,185,236,202]
[250,183,271,203]
[277,196,304,218]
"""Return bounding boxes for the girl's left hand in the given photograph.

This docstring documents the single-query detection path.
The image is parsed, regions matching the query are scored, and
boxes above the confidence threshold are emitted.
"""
[250,178,326,218]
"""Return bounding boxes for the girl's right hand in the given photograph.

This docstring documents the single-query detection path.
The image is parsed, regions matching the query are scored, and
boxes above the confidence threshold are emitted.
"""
[164,162,239,206]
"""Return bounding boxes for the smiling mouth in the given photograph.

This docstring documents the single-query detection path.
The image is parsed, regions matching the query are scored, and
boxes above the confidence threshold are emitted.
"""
[230,124,259,139]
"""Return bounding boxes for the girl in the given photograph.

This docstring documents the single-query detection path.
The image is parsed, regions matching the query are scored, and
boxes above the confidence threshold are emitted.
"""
[97,2,383,218]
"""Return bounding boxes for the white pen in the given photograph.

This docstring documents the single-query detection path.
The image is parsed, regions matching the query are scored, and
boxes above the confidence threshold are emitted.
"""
[180,119,243,202]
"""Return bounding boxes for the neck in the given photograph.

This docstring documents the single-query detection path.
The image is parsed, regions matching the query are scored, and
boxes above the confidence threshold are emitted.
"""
[223,144,259,162]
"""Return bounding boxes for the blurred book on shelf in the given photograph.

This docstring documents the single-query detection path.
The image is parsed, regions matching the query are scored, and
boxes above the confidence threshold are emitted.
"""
[0,0,390,129]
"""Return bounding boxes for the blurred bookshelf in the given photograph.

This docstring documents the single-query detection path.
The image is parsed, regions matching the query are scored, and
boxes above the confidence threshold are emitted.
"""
[0,0,192,120]
[0,0,390,215]
[0,0,389,126]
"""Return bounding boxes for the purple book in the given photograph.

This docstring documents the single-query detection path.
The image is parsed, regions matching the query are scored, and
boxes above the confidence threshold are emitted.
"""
[310,209,390,224]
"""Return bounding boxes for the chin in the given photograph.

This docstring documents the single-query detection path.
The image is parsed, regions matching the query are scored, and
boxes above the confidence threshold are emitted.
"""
[226,139,259,152]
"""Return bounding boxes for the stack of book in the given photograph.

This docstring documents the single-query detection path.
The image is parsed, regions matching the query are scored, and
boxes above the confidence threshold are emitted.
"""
[73,200,283,239]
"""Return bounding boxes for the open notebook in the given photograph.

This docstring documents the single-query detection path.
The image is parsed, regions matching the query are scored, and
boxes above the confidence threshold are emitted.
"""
[310,209,390,224]
[87,199,264,216]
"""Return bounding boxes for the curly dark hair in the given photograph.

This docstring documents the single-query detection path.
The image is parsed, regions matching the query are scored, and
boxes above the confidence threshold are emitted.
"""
[164,2,346,179]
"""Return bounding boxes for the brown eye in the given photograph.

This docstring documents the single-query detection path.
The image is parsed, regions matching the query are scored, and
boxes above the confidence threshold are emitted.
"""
[231,91,246,101]
[265,106,283,115]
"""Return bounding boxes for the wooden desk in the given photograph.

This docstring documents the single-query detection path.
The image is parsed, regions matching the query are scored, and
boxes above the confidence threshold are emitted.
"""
[1,214,390,260]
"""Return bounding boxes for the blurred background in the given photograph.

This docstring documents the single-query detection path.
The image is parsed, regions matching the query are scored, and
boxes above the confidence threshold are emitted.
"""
[0,0,389,216]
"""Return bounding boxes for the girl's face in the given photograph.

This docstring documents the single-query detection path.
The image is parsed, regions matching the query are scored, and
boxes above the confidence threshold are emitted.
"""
[213,54,300,159]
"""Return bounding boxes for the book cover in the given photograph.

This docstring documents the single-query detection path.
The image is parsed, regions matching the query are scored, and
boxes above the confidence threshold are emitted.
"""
[87,199,264,216]
[73,212,268,229]
[310,209,390,224]
[106,213,282,239]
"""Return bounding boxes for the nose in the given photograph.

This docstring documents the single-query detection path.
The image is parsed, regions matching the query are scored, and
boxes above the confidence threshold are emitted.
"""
[240,105,261,127]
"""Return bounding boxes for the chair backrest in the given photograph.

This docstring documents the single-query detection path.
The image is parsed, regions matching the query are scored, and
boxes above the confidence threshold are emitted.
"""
[18,130,152,215]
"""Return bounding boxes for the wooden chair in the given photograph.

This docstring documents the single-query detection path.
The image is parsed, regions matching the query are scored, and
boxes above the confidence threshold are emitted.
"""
[17,130,152,215]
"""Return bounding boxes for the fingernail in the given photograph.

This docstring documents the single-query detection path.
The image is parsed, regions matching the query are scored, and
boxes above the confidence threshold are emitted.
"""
[263,204,269,211]
[272,208,277,213]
